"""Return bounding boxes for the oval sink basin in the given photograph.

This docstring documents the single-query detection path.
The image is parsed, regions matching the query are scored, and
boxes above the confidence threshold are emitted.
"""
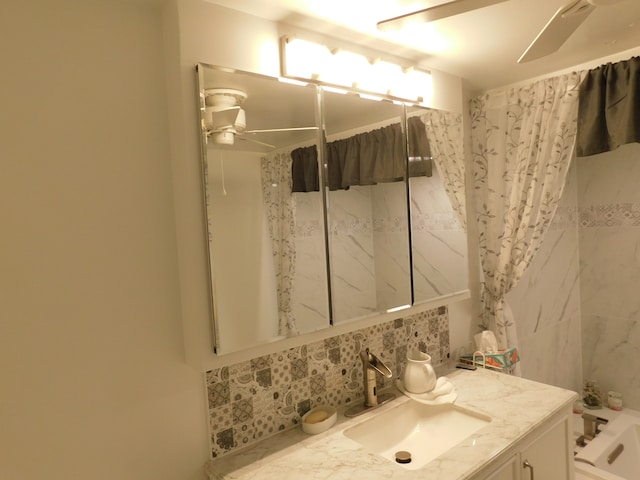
[343,400,491,470]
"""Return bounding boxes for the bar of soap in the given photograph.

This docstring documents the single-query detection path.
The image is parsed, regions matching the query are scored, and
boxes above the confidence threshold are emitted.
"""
[304,409,330,424]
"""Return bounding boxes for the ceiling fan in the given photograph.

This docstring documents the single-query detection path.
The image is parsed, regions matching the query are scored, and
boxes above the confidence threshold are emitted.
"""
[204,88,317,149]
[518,0,627,63]
[377,0,627,63]
[377,0,509,32]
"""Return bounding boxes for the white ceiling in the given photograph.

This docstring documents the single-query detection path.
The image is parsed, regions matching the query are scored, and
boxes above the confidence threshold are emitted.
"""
[205,0,640,93]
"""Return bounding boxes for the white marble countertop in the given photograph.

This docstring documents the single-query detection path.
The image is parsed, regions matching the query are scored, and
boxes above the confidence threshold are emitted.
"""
[205,368,577,480]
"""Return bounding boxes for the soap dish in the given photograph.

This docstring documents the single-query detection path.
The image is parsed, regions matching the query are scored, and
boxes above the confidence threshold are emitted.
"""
[301,405,337,435]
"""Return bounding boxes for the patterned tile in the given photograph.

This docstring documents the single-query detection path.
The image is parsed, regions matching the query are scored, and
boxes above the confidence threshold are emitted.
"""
[206,306,450,460]
[291,358,308,380]
[324,336,340,350]
[232,398,253,424]
[210,404,233,432]
[327,347,341,364]
[206,367,229,385]
[251,355,272,371]
[579,203,640,228]
[208,381,230,408]
[270,353,293,387]
[255,368,272,388]
[213,428,234,457]
[309,373,326,396]
[233,421,256,449]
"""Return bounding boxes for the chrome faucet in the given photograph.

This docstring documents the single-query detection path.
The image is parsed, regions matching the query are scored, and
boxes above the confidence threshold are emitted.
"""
[345,348,395,417]
[582,413,608,440]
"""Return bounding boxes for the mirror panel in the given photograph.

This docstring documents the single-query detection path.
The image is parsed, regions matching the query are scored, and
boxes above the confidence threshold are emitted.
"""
[322,90,412,323]
[407,106,469,303]
[196,64,470,355]
[197,64,330,354]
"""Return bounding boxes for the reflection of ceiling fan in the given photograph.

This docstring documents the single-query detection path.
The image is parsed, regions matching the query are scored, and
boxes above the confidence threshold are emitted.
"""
[518,0,627,63]
[204,88,317,148]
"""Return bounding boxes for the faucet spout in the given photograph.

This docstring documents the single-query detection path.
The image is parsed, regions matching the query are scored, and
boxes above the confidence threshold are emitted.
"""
[582,413,608,440]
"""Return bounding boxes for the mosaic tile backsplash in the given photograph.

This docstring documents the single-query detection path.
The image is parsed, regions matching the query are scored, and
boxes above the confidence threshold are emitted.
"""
[206,306,449,459]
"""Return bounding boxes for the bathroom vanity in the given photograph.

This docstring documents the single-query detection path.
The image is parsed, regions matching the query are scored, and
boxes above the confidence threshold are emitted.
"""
[205,368,577,479]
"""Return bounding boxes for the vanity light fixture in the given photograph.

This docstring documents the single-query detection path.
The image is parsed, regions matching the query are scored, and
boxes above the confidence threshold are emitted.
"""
[280,36,432,106]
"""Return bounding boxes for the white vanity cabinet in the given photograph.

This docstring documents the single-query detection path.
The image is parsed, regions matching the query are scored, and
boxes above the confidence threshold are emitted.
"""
[477,407,574,480]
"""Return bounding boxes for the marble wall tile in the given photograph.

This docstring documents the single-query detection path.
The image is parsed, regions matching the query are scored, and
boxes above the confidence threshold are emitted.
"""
[412,229,468,300]
[372,230,412,310]
[503,161,582,391]
[327,187,377,323]
[577,143,640,206]
[291,234,330,333]
[579,226,640,319]
[582,313,640,411]
[409,172,469,303]
[507,227,581,337]
[370,182,412,311]
[518,313,583,393]
[206,306,450,459]
[576,143,640,411]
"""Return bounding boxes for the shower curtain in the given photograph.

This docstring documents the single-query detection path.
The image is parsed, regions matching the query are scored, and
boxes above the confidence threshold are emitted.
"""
[261,151,298,337]
[470,72,582,353]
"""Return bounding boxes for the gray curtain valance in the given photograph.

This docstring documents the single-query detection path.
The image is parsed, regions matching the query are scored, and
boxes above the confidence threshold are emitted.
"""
[291,117,431,193]
[577,56,640,157]
[291,146,318,193]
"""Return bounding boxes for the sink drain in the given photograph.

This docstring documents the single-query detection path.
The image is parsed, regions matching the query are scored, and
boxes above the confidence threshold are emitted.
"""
[395,451,412,464]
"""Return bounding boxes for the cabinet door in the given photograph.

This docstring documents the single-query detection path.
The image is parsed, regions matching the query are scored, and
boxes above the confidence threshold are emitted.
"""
[520,417,572,480]
[484,455,519,480]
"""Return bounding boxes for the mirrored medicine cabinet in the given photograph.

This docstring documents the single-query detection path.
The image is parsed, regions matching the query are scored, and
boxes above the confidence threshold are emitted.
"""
[196,63,469,355]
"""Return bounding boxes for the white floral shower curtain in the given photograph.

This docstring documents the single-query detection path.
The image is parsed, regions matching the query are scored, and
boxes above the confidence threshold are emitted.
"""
[470,72,582,352]
[421,110,467,229]
[261,151,298,337]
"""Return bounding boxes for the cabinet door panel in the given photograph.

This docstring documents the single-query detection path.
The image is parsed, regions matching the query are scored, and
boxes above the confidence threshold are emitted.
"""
[484,455,519,480]
[520,418,572,480]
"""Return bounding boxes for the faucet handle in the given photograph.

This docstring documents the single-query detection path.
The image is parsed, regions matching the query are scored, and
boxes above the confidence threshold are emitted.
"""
[582,413,609,426]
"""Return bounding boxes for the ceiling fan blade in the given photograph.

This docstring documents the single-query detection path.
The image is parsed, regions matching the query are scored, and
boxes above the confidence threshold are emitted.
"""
[518,0,595,63]
[244,127,318,134]
[377,0,509,31]
[237,136,276,149]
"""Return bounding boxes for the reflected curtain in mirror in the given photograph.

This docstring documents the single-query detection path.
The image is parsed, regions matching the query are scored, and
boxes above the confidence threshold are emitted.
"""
[261,151,299,337]
[292,124,406,192]
[420,110,467,229]
[408,114,468,303]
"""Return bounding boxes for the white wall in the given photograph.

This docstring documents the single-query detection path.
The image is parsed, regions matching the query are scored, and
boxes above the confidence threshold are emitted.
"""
[0,0,210,478]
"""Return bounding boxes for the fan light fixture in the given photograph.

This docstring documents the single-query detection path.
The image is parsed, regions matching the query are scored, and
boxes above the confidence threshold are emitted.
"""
[204,88,248,145]
[280,37,432,106]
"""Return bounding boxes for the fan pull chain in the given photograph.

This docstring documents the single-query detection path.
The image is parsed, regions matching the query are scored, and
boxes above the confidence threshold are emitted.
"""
[219,150,227,196]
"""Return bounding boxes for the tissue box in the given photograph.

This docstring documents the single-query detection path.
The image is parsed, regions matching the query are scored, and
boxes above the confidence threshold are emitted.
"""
[460,347,520,371]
